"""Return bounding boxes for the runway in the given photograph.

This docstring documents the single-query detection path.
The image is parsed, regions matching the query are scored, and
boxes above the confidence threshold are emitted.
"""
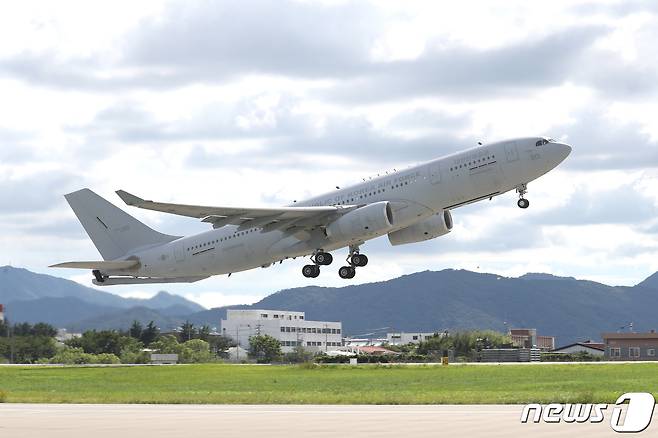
[1,404,653,438]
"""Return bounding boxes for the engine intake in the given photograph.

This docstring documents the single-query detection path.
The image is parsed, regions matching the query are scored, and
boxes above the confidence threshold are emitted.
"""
[325,201,394,243]
[387,210,453,246]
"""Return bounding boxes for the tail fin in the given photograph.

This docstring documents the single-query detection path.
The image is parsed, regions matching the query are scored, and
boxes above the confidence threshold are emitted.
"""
[65,188,180,260]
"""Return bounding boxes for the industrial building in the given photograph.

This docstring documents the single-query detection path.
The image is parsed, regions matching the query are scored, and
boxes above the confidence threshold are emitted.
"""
[509,328,555,351]
[551,340,605,356]
[603,331,658,360]
[220,309,342,353]
[386,332,440,345]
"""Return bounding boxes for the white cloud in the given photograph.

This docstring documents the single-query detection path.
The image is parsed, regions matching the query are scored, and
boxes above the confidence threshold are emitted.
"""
[2,0,658,307]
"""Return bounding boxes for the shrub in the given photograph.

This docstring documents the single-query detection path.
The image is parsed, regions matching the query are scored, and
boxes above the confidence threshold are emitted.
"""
[119,349,150,364]
[183,339,213,363]
[94,353,121,364]
[49,346,97,364]
[0,390,6,403]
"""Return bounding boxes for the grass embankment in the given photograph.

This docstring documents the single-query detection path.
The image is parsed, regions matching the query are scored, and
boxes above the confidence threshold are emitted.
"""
[0,363,656,404]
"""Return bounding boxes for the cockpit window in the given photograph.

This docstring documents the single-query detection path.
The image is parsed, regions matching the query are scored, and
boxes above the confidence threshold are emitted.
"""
[536,138,554,147]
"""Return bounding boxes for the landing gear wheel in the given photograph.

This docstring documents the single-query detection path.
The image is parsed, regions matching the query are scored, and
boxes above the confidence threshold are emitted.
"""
[302,264,320,278]
[517,198,530,209]
[339,266,356,279]
[314,252,333,266]
[350,254,368,267]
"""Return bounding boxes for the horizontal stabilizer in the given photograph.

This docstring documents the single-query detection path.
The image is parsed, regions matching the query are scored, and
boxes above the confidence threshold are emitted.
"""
[49,260,139,270]
[92,276,208,286]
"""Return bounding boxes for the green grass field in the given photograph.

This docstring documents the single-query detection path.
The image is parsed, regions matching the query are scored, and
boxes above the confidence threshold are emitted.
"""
[0,363,656,404]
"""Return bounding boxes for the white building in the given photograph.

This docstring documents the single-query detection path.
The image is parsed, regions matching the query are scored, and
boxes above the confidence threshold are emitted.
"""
[220,309,343,353]
[0,304,4,323]
[386,332,441,345]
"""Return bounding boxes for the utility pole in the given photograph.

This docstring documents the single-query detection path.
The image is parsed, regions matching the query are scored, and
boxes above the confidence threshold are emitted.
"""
[235,324,251,361]
[6,306,13,364]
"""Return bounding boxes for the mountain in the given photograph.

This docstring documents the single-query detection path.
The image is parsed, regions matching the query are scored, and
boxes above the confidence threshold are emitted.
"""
[0,265,128,308]
[66,306,183,332]
[139,291,205,313]
[7,296,115,327]
[0,266,205,330]
[4,265,658,344]
[186,269,658,344]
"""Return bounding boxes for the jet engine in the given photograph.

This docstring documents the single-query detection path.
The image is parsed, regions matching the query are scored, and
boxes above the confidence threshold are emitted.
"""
[387,210,453,246]
[325,201,394,242]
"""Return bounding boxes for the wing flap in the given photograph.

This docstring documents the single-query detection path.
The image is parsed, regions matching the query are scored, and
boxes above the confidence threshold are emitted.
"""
[49,260,139,270]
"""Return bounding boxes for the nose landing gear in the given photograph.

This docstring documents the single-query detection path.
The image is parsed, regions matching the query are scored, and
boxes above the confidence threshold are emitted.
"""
[516,183,530,209]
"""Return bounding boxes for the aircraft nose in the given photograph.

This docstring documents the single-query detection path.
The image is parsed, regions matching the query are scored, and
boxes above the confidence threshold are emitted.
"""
[557,142,572,159]
[549,142,571,167]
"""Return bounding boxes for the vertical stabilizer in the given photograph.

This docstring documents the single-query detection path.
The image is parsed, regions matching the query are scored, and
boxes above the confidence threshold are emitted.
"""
[65,189,180,260]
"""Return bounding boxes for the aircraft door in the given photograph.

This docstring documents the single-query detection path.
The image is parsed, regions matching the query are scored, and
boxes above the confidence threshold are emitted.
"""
[428,162,442,185]
[504,142,519,162]
[174,246,185,263]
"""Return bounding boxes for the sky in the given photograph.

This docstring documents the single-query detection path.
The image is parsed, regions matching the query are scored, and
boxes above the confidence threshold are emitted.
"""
[2,0,658,309]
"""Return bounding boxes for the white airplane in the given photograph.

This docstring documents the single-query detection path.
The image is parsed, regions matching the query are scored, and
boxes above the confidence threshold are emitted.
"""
[51,137,571,285]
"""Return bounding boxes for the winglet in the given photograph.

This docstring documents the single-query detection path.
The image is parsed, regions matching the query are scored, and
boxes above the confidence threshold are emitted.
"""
[116,190,145,206]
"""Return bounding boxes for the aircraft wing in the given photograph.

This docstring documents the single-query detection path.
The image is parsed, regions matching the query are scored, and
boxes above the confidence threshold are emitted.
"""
[116,190,354,231]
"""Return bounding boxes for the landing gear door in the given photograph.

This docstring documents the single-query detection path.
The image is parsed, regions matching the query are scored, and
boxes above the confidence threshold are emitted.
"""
[504,142,519,162]
[428,162,442,185]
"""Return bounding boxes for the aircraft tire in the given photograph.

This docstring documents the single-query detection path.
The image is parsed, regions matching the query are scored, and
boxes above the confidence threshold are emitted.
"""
[339,266,354,279]
[351,254,368,267]
[315,252,333,265]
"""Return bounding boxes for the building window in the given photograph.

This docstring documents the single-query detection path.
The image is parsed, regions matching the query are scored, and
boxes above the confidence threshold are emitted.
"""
[274,315,279,318]
[280,327,285,332]
[630,347,640,358]
[261,314,268,318]
[610,347,621,358]
[648,349,655,357]
[300,316,304,319]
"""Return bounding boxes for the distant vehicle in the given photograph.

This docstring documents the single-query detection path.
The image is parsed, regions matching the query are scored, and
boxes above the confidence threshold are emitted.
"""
[51,137,571,284]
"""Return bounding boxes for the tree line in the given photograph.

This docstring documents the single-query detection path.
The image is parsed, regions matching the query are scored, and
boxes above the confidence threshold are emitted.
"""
[0,318,238,364]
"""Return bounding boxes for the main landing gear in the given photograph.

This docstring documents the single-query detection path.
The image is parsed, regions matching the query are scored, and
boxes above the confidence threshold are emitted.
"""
[516,183,530,209]
[339,245,368,279]
[302,250,333,278]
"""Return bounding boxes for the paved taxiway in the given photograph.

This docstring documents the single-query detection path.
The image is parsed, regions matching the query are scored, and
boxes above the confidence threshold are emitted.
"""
[1,404,653,438]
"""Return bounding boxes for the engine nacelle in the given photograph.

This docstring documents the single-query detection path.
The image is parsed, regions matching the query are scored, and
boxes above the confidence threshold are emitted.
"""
[325,201,394,243]
[387,210,453,246]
